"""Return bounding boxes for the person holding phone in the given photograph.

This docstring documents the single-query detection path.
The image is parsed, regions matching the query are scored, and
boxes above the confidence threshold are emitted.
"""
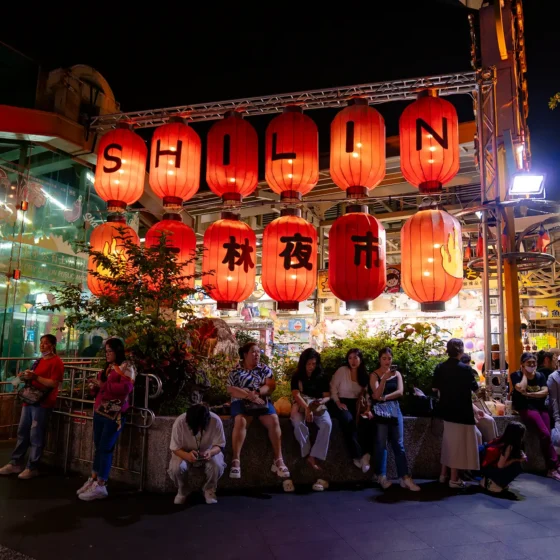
[168,403,226,505]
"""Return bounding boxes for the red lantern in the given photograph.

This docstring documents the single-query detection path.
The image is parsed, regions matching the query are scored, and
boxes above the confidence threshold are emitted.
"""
[149,121,201,209]
[207,111,258,203]
[202,212,256,310]
[265,106,318,201]
[328,206,386,311]
[536,224,551,253]
[330,98,386,198]
[401,202,463,312]
[94,127,147,211]
[145,214,197,290]
[262,210,317,310]
[399,90,460,194]
[87,217,139,296]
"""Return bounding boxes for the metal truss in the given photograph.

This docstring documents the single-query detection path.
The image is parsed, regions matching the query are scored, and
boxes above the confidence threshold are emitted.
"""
[89,71,478,132]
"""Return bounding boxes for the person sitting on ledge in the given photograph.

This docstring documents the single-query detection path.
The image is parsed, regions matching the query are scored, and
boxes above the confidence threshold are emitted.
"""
[227,342,290,480]
[168,403,226,505]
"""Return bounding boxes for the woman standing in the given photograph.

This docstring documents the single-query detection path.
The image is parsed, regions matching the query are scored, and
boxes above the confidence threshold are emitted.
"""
[511,352,560,481]
[291,348,331,487]
[330,348,371,472]
[371,347,420,491]
[227,342,290,480]
[77,338,136,501]
[0,334,64,479]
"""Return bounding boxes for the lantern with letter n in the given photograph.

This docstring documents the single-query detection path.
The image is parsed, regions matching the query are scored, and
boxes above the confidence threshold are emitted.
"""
[262,209,317,310]
[328,206,386,311]
[202,212,256,310]
[87,216,139,297]
[401,199,463,312]
[265,106,318,202]
[399,90,459,194]
[94,126,147,212]
[149,120,201,210]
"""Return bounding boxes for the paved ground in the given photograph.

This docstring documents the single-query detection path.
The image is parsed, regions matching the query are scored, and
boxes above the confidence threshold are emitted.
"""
[1,442,560,560]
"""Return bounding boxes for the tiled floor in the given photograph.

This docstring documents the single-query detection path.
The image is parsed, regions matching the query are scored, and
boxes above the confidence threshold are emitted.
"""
[1,444,560,560]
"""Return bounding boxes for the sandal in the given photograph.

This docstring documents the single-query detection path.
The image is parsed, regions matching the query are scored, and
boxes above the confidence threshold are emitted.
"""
[283,479,295,492]
[229,460,241,479]
[271,459,290,478]
[312,478,329,491]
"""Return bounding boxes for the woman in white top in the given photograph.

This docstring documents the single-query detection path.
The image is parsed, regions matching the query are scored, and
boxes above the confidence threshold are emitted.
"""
[330,348,372,472]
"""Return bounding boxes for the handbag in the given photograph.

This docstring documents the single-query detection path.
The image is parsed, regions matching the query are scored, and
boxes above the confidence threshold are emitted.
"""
[17,383,51,406]
[242,396,270,415]
[373,399,400,419]
[96,399,123,420]
[298,382,327,416]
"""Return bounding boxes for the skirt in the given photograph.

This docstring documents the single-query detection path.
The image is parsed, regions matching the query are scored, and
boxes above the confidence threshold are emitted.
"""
[441,421,480,470]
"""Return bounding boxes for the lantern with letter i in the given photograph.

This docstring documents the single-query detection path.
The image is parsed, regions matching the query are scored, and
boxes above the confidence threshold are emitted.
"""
[399,89,459,194]
[265,106,318,202]
[207,111,258,204]
[94,125,147,212]
[149,119,201,210]
[328,206,386,311]
[330,98,386,198]
[87,216,139,297]
[401,199,463,312]
[202,212,256,310]
[262,209,317,311]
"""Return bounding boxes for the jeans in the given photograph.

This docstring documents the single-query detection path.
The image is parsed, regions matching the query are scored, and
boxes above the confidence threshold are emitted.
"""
[93,413,125,481]
[333,398,363,459]
[11,406,51,470]
[291,405,333,461]
[374,410,409,478]
[519,409,559,470]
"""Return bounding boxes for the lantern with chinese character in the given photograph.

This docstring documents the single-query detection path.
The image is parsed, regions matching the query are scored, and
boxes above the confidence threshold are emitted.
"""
[202,212,256,310]
[262,209,317,310]
[328,206,386,311]
[207,111,258,203]
[149,120,201,209]
[399,90,459,194]
[330,98,386,198]
[87,216,139,297]
[145,214,197,290]
[265,106,318,201]
[401,201,463,312]
[94,126,147,212]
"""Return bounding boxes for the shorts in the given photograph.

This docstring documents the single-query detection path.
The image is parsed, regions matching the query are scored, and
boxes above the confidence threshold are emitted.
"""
[230,400,277,417]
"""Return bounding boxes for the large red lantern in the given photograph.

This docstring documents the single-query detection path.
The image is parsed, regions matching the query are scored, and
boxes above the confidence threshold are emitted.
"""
[202,212,256,310]
[149,121,201,209]
[262,209,317,310]
[330,98,386,198]
[265,106,318,201]
[206,111,258,203]
[399,90,460,194]
[94,126,147,211]
[87,216,139,296]
[328,206,386,311]
[145,214,197,290]
[401,201,463,312]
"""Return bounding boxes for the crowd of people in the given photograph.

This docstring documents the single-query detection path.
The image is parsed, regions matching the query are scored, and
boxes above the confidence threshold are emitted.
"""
[2,335,560,505]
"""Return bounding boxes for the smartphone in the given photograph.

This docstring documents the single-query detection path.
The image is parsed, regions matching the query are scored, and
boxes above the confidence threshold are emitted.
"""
[390,365,398,372]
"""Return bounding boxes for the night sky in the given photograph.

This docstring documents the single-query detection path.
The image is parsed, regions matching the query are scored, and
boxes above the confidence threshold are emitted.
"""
[2,2,558,197]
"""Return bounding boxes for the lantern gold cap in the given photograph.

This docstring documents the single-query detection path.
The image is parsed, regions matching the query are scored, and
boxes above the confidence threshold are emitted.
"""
[280,208,302,218]
[220,211,240,221]
[162,213,183,222]
[417,88,439,98]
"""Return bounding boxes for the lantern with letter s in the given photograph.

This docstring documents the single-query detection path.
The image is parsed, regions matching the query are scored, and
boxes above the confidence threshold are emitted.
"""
[262,209,317,310]
[399,90,459,194]
[87,216,139,297]
[401,200,463,312]
[328,206,386,311]
[202,212,256,310]
[330,98,386,198]
[149,120,201,210]
[94,126,147,212]
[265,106,318,201]
[207,111,258,203]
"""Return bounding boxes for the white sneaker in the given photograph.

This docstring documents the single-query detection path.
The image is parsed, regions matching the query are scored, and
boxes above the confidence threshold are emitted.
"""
[449,479,466,489]
[78,481,108,501]
[378,475,392,489]
[204,488,218,504]
[0,463,22,476]
[400,476,421,492]
[174,493,188,505]
[361,453,371,474]
[77,477,95,495]
[18,468,39,480]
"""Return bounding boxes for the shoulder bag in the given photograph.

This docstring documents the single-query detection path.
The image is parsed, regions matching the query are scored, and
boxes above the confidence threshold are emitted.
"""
[17,359,52,406]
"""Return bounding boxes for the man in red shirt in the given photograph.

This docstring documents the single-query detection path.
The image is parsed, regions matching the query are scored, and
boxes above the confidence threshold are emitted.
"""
[0,334,64,479]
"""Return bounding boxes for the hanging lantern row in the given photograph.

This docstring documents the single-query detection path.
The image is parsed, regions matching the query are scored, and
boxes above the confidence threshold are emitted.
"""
[94,91,460,211]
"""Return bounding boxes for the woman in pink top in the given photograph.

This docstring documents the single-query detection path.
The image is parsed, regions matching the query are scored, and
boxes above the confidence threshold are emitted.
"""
[77,338,136,501]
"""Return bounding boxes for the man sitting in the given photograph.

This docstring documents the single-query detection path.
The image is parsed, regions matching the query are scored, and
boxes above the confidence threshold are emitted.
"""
[168,403,226,505]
